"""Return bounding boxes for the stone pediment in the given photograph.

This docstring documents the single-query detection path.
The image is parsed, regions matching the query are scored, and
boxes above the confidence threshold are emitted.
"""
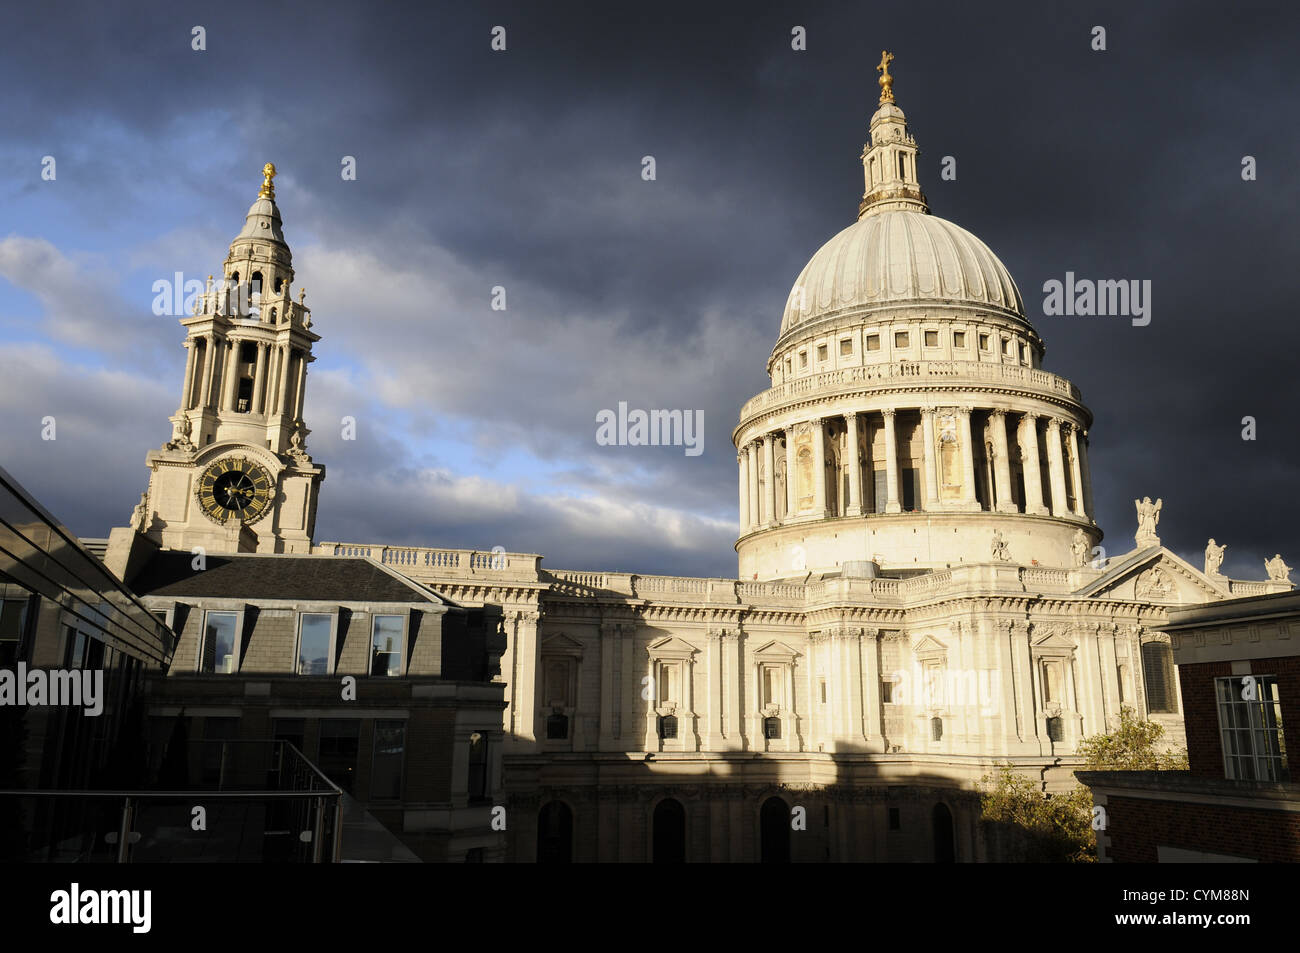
[752,640,800,662]
[911,635,948,658]
[1078,546,1229,605]
[1030,624,1076,650]
[646,636,699,660]
[540,632,584,657]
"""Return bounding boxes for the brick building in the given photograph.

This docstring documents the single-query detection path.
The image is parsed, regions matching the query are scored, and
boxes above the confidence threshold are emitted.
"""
[1079,590,1300,862]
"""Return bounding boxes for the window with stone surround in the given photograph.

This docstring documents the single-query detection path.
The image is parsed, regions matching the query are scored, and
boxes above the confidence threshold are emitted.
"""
[979,333,990,351]
[800,350,807,368]
[1140,641,1177,713]
[894,331,909,348]
[866,334,881,351]
[924,330,939,347]
[840,337,852,356]
[953,331,966,348]
[1216,675,1287,782]
[817,344,828,362]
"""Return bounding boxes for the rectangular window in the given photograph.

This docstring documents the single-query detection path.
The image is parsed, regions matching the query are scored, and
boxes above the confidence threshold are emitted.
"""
[371,720,406,800]
[1019,343,1028,363]
[201,611,239,674]
[297,613,333,675]
[370,614,405,677]
[1002,338,1012,355]
[881,680,894,704]
[799,351,808,368]
[894,331,909,348]
[66,626,88,670]
[953,331,966,348]
[901,467,921,512]
[817,344,828,361]
[924,330,939,347]
[0,598,30,667]
[819,679,827,704]
[1141,641,1177,713]
[1041,660,1063,704]
[979,333,990,351]
[1216,676,1287,782]
[840,338,852,356]
[468,732,489,802]
[318,719,361,793]
[865,334,881,351]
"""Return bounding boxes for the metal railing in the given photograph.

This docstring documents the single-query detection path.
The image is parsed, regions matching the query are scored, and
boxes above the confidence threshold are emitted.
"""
[0,740,343,863]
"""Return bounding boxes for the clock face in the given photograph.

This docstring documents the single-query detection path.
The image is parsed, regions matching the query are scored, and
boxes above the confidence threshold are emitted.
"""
[197,457,273,524]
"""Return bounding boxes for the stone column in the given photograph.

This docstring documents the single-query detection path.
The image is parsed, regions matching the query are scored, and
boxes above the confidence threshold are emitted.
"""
[958,407,978,508]
[845,412,862,516]
[180,340,197,411]
[275,345,293,416]
[1020,413,1048,515]
[1067,425,1087,518]
[921,408,939,509]
[747,443,760,529]
[840,628,867,749]
[705,628,724,750]
[1046,418,1070,517]
[513,610,540,746]
[737,451,750,533]
[252,343,268,414]
[990,410,1016,513]
[222,338,241,411]
[762,435,777,527]
[292,353,309,420]
[199,334,217,409]
[723,631,743,749]
[812,419,827,516]
[861,628,881,750]
[882,409,901,513]
[784,428,797,518]
[1078,429,1095,521]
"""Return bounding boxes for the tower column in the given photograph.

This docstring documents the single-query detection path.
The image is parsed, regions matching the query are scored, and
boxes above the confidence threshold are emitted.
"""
[738,451,750,534]
[812,418,828,517]
[882,409,901,513]
[252,342,268,414]
[845,412,862,517]
[921,408,939,509]
[1046,417,1070,517]
[784,428,797,520]
[275,345,293,416]
[222,338,241,411]
[762,434,777,527]
[958,407,978,509]
[747,442,760,529]
[199,333,217,409]
[1067,425,1087,518]
[292,353,309,420]
[1020,413,1048,515]
[1078,429,1095,521]
[990,409,1016,513]
[179,340,197,411]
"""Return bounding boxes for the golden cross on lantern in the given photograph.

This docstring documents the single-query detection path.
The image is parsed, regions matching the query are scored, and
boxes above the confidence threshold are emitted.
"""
[259,162,277,199]
[876,50,895,104]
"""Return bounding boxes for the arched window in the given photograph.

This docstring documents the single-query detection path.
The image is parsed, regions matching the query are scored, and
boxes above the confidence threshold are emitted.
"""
[1046,716,1064,742]
[932,803,955,863]
[273,276,283,293]
[537,801,572,863]
[760,796,791,863]
[653,798,686,863]
[250,271,263,296]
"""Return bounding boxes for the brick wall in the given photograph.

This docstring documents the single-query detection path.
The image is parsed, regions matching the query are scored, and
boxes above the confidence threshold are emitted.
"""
[1104,794,1300,862]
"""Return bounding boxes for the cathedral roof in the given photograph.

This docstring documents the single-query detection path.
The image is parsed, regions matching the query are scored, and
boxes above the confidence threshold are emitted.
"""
[778,209,1025,336]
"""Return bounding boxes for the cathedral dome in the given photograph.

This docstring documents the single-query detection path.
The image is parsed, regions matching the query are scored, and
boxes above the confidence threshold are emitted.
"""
[778,209,1025,337]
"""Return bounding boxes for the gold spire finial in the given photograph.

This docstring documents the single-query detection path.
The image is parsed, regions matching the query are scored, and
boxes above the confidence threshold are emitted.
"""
[258,162,277,199]
[876,50,895,105]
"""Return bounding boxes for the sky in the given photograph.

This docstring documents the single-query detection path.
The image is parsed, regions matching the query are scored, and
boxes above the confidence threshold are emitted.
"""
[0,0,1296,579]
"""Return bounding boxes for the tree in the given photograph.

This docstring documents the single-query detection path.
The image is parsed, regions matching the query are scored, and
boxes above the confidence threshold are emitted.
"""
[1077,706,1188,770]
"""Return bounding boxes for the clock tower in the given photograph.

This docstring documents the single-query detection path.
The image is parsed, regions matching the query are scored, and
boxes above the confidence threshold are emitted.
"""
[131,164,324,555]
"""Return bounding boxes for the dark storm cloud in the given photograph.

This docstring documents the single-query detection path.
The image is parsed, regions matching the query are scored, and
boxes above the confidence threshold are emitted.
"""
[1,0,1296,577]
